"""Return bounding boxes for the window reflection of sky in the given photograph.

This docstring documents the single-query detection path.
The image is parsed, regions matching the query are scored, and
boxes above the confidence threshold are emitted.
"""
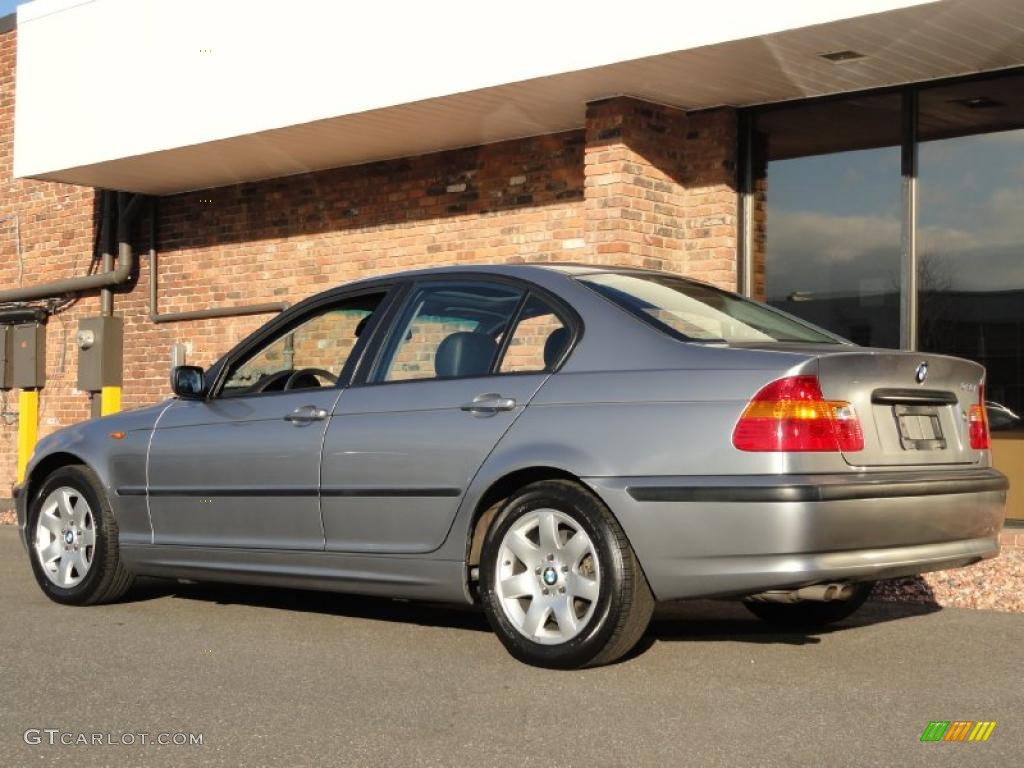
[767,129,1024,300]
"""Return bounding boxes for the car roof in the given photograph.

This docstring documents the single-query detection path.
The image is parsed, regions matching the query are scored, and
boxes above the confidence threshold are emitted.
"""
[349,262,675,282]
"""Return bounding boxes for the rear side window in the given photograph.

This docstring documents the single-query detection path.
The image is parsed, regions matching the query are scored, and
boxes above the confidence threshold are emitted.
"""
[375,281,524,382]
[498,295,569,373]
[578,272,840,344]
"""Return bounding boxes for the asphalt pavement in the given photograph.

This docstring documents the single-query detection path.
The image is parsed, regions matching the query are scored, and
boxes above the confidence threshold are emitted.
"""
[1,526,1021,768]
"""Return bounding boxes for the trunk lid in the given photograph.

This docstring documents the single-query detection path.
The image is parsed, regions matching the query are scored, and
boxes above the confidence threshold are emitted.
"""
[814,350,985,467]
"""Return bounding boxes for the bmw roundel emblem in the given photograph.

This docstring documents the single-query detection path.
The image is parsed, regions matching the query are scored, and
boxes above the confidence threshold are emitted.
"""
[542,567,559,586]
[915,361,928,384]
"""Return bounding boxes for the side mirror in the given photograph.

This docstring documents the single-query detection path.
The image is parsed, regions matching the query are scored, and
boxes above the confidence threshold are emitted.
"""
[171,366,206,399]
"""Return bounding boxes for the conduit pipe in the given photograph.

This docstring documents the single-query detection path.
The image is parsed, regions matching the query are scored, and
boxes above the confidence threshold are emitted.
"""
[146,198,288,323]
[0,192,145,304]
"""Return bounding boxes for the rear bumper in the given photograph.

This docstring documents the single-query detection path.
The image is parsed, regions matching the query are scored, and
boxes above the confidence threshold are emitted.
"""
[586,468,1007,601]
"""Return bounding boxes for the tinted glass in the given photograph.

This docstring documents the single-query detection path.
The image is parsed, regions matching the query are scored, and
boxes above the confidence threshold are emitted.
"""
[498,295,568,373]
[756,94,902,348]
[579,273,838,344]
[917,79,1024,430]
[376,282,524,382]
[222,293,383,395]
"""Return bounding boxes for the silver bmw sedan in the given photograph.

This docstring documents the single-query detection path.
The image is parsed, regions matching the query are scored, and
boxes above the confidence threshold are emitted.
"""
[15,264,1007,668]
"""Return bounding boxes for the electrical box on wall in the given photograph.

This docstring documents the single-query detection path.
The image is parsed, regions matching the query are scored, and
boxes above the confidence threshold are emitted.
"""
[0,326,12,390]
[77,316,124,391]
[12,323,46,389]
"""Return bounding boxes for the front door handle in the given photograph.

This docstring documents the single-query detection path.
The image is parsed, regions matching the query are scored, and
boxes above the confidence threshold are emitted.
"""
[460,393,517,415]
[284,405,329,424]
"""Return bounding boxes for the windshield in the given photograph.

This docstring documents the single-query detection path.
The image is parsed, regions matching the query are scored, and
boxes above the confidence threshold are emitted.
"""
[578,272,841,344]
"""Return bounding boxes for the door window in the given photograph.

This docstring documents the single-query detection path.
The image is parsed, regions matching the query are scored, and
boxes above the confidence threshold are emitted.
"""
[497,294,570,373]
[221,292,385,396]
[375,281,526,382]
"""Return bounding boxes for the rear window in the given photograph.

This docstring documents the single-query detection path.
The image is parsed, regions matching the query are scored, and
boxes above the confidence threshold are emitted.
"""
[578,272,841,344]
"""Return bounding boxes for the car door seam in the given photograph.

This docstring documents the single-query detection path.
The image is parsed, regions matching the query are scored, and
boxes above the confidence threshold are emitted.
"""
[316,387,349,551]
[435,373,554,551]
[144,401,177,545]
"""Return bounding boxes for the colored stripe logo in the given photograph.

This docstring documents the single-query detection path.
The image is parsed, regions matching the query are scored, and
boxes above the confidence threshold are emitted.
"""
[920,721,996,742]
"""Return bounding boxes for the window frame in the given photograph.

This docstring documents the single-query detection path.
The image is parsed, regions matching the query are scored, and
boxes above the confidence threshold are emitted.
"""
[739,66,1024,438]
[353,273,581,388]
[204,283,399,401]
[738,65,1024,351]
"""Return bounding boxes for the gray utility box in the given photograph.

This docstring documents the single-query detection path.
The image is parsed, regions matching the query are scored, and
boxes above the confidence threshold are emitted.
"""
[0,325,12,390]
[12,322,46,389]
[77,315,123,391]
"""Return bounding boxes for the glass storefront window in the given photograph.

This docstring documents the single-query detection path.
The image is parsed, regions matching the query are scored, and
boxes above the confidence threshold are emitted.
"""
[746,72,1024,520]
[918,129,1024,427]
[916,75,1024,431]
[755,95,902,347]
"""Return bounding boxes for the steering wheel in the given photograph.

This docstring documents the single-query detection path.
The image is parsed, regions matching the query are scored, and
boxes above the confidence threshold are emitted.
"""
[251,369,293,393]
[284,368,338,390]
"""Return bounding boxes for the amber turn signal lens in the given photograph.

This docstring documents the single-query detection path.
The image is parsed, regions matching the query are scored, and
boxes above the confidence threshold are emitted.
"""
[732,375,865,452]
[968,385,990,450]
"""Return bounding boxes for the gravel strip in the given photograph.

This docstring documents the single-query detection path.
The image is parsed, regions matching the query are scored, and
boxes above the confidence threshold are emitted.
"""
[0,509,15,525]
[873,548,1024,613]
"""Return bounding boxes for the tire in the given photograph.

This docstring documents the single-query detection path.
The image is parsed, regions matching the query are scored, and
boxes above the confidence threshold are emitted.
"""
[743,582,874,629]
[479,479,654,669]
[27,465,134,606]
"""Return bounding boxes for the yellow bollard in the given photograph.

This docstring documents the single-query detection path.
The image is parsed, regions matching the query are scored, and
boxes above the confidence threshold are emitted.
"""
[17,388,38,483]
[100,385,121,417]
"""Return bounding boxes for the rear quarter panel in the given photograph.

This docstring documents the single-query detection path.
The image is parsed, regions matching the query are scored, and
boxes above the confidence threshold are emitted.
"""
[435,345,848,561]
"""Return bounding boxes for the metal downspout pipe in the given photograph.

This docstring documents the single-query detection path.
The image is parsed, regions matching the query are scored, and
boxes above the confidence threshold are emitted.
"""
[0,192,145,304]
[146,198,288,323]
[100,190,114,317]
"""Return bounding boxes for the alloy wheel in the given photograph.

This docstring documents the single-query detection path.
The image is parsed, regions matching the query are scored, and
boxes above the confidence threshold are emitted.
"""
[34,486,96,588]
[494,508,601,644]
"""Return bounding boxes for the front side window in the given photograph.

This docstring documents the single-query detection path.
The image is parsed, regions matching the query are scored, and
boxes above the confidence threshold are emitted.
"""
[579,272,839,344]
[221,292,385,396]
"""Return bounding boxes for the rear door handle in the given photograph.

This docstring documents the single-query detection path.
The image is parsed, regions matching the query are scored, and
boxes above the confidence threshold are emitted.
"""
[284,405,329,424]
[460,393,517,415]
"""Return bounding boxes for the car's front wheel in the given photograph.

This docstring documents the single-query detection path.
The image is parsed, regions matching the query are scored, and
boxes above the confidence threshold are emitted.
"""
[479,479,654,668]
[27,465,134,606]
[743,582,874,629]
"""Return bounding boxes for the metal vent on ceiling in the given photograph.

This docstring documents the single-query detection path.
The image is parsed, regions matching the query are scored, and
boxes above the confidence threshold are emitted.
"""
[818,50,867,63]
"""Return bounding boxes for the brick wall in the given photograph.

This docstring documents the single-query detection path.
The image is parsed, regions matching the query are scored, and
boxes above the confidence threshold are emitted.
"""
[112,131,587,412]
[1,20,746,490]
[0,29,100,486]
[583,97,738,289]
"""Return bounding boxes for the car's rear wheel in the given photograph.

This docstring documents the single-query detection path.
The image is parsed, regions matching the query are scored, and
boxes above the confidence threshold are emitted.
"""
[743,582,874,628]
[479,479,654,668]
[28,465,133,606]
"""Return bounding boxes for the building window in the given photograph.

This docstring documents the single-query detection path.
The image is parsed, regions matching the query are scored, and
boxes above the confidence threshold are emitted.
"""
[916,77,1024,429]
[744,72,1024,520]
[754,94,902,348]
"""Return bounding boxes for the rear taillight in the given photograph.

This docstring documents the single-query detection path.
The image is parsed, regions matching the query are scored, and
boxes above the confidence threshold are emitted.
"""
[968,385,990,450]
[732,375,864,452]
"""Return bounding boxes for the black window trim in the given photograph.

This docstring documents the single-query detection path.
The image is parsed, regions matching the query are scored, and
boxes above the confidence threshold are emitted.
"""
[351,272,582,388]
[204,282,400,401]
